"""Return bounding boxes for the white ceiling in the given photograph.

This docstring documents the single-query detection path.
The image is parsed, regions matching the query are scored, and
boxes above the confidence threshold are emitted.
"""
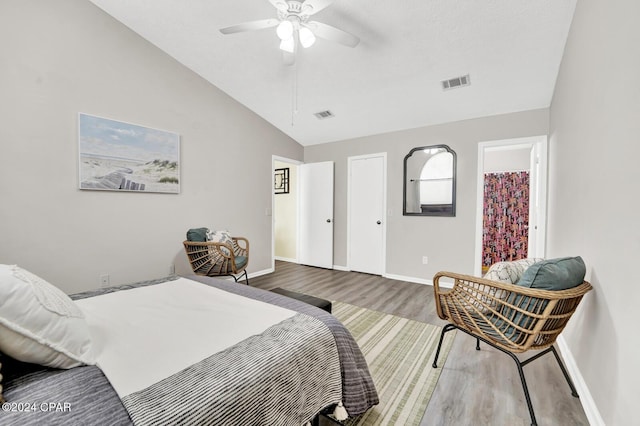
[88,0,577,146]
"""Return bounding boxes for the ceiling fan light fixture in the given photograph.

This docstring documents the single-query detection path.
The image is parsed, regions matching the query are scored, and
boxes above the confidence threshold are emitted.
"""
[279,36,295,53]
[299,27,316,48]
[276,20,294,40]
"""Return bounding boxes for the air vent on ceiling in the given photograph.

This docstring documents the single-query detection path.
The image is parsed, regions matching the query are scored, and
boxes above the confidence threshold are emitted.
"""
[442,74,470,91]
[314,110,335,120]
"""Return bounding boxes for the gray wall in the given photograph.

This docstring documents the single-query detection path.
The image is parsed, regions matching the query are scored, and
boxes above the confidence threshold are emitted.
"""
[0,0,303,294]
[548,0,640,423]
[304,109,548,279]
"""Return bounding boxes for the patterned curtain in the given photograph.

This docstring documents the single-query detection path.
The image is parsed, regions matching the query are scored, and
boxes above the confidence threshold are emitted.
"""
[482,171,530,269]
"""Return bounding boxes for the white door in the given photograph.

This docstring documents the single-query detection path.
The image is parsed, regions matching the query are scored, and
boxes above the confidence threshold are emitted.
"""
[299,161,334,269]
[348,154,386,275]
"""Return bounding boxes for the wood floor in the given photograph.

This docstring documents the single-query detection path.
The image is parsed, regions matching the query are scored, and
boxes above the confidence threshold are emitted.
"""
[251,261,590,426]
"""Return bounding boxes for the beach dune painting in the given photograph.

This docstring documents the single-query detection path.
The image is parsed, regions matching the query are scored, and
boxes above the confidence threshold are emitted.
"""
[79,113,180,194]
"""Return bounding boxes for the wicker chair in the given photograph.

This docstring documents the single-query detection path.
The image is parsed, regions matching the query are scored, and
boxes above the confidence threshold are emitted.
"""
[432,271,592,426]
[183,237,250,284]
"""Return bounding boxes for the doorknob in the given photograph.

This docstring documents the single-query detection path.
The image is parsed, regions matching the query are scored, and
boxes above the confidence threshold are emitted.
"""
[376,220,381,225]
[326,219,332,223]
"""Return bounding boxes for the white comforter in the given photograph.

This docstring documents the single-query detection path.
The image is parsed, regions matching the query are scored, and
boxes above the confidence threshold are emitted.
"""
[75,278,297,397]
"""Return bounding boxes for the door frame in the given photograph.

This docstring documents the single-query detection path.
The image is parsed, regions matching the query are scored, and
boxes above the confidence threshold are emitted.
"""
[271,155,303,271]
[347,152,388,275]
[474,136,548,276]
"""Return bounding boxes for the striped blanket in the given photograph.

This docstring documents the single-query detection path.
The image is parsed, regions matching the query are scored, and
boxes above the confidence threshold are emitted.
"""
[75,279,343,426]
[122,313,342,425]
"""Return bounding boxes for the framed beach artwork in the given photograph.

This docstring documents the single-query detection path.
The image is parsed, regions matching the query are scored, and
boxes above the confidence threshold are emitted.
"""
[78,113,180,194]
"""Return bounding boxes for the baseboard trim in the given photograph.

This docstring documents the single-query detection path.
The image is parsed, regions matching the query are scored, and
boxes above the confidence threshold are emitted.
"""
[556,336,604,426]
[382,273,434,287]
[218,267,273,282]
[250,268,274,279]
[332,265,350,271]
[275,256,297,263]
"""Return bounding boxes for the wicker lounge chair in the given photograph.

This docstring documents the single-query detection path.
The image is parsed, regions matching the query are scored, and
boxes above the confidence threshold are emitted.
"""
[183,236,250,284]
[432,268,592,426]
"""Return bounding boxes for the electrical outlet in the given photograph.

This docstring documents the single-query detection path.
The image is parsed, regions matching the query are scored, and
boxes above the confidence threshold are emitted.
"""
[100,274,110,287]
[422,256,429,265]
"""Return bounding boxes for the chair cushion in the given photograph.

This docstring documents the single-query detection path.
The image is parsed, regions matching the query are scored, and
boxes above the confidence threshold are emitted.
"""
[0,265,94,369]
[186,227,209,242]
[234,255,248,270]
[516,256,586,290]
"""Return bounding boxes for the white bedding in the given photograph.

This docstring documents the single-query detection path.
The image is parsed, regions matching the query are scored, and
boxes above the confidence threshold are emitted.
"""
[74,278,297,397]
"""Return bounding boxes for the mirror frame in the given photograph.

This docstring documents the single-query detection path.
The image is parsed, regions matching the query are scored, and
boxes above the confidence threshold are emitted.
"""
[403,144,457,217]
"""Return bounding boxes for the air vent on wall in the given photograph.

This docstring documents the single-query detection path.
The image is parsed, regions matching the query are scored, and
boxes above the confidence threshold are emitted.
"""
[442,74,470,90]
[314,110,335,120]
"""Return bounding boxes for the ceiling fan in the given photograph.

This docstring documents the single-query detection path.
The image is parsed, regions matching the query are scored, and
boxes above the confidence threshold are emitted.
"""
[219,0,360,65]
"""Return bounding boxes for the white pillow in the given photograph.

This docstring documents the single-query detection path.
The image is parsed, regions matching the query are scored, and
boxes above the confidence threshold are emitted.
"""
[483,258,543,284]
[0,265,94,369]
[206,229,235,255]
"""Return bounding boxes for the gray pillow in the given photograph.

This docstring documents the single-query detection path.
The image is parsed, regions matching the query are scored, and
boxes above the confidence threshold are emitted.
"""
[516,256,586,290]
[492,257,587,342]
[186,227,209,242]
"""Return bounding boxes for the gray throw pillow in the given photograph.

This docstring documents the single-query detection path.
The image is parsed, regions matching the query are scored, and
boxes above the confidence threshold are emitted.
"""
[186,227,209,242]
[492,256,587,342]
[516,256,586,290]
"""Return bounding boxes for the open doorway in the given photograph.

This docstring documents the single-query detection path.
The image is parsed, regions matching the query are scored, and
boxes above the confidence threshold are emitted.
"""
[474,136,548,276]
[272,156,301,271]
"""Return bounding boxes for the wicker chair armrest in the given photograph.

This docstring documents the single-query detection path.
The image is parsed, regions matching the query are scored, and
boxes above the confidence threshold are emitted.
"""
[433,271,514,319]
[231,237,249,256]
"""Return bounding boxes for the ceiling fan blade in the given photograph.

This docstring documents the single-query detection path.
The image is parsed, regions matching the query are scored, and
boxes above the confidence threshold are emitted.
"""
[306,21,359,47]
[301,0,334,15]
[219,18,280,35]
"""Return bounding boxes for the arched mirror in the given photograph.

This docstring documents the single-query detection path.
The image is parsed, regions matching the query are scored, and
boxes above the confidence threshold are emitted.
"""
[403,145,457,216]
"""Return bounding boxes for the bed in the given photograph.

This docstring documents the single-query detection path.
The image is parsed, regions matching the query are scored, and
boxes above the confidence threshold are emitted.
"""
[0,270,378,426]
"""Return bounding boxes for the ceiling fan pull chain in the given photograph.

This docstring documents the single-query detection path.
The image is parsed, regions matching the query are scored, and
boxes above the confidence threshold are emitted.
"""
[291,59,298,126]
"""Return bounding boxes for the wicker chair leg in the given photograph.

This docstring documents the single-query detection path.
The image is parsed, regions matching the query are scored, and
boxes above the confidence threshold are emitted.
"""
[519,345,578,396]
[434,325,540,426]
[227,270,250,285]
[476,337,481,351]
[432,323,456,368]
[506,350,538,426]
[550,346,579,397]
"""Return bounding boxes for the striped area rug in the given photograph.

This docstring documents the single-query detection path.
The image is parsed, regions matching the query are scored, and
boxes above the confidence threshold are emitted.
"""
[332,302,456,426]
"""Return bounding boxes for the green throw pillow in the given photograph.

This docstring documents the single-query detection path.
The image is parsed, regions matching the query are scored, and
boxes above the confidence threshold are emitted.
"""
[186,227,209,242]
[493,256,586,343]
[516,256,586,290]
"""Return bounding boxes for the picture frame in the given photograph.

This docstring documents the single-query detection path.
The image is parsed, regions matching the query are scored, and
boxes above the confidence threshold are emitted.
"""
[274,167,290,194]
[78,113,180,194]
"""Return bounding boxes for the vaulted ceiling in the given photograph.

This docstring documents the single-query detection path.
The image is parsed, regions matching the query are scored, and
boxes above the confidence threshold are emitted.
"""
[89,0,577,146]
